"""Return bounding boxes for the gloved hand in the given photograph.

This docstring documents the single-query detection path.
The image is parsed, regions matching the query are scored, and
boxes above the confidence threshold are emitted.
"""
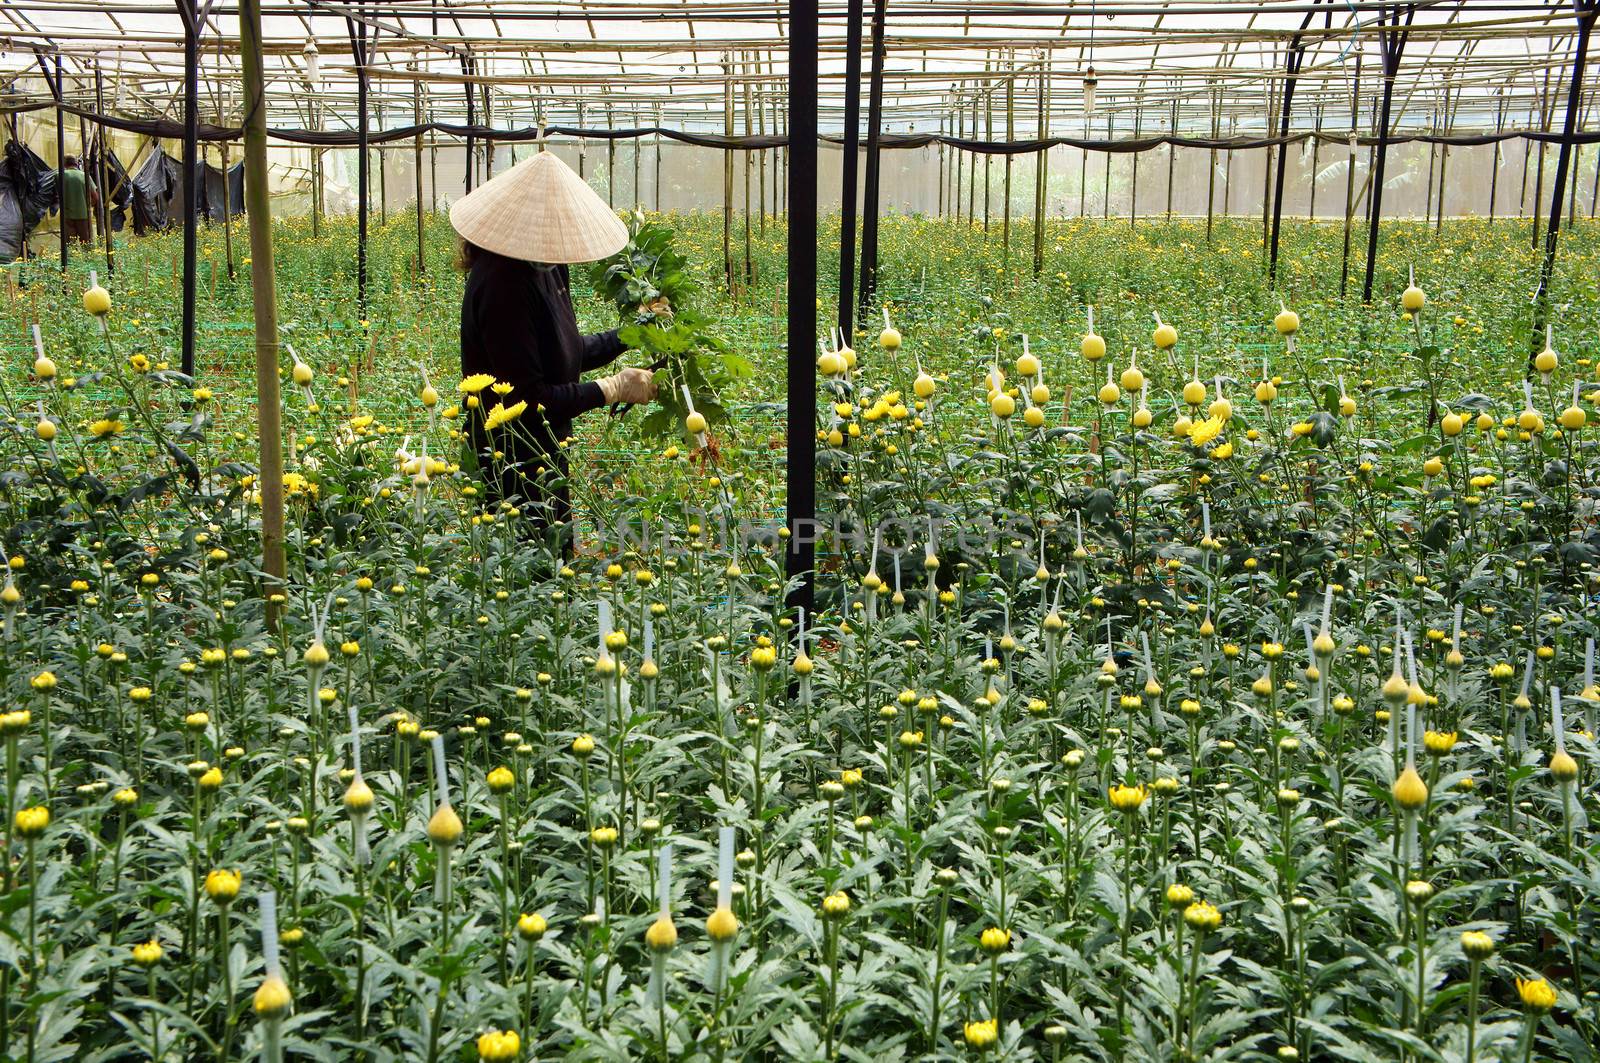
[598,367,658,405]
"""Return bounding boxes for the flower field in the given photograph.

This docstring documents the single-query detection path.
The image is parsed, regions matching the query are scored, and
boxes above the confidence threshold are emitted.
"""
[1,211,1598,1061]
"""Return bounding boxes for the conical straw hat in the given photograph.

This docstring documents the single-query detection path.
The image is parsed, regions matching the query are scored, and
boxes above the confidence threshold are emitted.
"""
[449,150,628,264]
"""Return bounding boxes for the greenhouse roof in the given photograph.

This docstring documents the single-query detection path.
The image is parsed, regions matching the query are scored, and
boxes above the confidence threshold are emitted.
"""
[0,2,1591,139]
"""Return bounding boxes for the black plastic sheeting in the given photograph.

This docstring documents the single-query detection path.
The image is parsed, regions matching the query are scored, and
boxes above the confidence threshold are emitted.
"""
[0,141,58,261]
[129,148,181,234]
[201,160,244,221]
[124,147,244,234]
[85,138,132,233]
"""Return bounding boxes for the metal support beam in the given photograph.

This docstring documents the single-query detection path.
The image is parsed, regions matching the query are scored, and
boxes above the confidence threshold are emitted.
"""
[1531,0,1597,368]
[1362,3,1415,304]
[787,0,818,628]
[1269,3,1318,286]
[838,0,863,343]
[178,1,202,376]
[858,0,887,316]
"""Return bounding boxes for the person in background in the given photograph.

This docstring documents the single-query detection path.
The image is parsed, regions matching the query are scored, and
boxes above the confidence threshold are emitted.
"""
[59,156,98,244]
[451,150,656,550]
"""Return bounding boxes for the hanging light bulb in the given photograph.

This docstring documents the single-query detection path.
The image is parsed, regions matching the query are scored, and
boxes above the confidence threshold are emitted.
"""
[1083,65,1098,119]
[303,39,321,91]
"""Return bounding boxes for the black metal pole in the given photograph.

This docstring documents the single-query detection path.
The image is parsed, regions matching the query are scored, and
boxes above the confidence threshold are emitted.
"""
[95,63,113,275]
[838,0,864,343]
[1268,7,1316,286]
[1339,53,1362,297]
[349,17,370,319]
[52,58,66,272]
[1362,4,1413,304]
[1531,1,1597,366]
[787,0,819,627]
[857,0,887,318]
[181,5,200,376]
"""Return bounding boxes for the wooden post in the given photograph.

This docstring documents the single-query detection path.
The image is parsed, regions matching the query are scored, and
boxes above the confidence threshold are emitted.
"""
[239,0,287,621]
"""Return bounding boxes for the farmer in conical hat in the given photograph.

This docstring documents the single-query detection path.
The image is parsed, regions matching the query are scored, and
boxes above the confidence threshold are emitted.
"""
[453,149,657,542]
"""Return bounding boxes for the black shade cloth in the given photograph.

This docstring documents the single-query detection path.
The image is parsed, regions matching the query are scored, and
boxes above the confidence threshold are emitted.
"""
[4,102,1596,153]
[0,141,57,260]
[200,160,245,221]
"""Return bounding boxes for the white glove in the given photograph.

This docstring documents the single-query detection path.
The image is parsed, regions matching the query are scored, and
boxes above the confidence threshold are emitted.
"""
[599,367,658,405]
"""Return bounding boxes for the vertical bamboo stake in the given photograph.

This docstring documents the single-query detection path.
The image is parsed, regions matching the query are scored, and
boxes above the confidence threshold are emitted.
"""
[220,140,235,278]
[723,53,735,293]
[1033,60,1047,275]
[1166,94,1177,220]
[414,67,425,275]
[1308,103,1323,220]
[239,0,286,625]
[1004,61,1014,257]
[955,85,965,224]
[984,53,993,232]
[757,86,768,234]
[1206,83,1219,240]
[968,92,978,220]
[743,54,754,283]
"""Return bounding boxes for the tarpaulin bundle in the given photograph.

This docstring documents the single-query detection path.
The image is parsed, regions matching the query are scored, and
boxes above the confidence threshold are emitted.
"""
[0,140,57,260]
[86,138,132,233]
[3,100,1596,153]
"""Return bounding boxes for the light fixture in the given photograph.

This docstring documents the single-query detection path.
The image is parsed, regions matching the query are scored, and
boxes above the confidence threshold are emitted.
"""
[303,39,321,91]
[1082,66,1098,118]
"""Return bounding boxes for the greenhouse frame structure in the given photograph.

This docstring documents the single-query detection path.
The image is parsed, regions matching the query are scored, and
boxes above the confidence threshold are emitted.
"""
[0,0,1597,615]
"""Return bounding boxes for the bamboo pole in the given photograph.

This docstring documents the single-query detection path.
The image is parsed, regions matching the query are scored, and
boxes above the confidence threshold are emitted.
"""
[1003,63,1013,256]
[1206,83,1219,240]
[1032,62,1047,276]
[723,54,734,293]
[414,68,425,275]
[221,140,235,278]
[239,0,286,625]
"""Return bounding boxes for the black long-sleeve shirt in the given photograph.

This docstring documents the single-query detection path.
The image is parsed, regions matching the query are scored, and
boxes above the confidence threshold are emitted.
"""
[460,249,623,446]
